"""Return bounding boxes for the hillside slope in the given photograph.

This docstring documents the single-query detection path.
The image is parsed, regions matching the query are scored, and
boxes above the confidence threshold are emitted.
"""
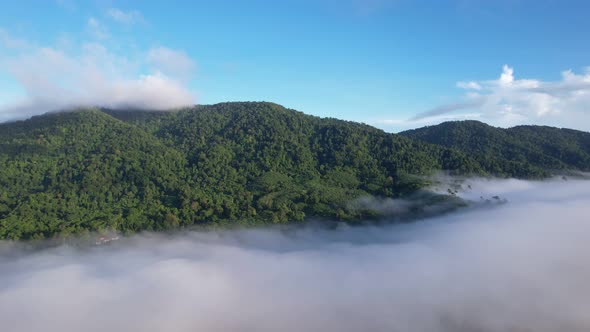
[400,120,590,176]
[0,110,187,239]
[1,103,588,239]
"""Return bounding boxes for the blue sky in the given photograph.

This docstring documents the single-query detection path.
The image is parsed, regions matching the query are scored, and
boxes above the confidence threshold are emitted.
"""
[1,0,589,131]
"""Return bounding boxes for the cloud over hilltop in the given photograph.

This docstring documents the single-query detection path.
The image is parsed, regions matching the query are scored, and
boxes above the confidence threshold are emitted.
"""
[0,22,195,122]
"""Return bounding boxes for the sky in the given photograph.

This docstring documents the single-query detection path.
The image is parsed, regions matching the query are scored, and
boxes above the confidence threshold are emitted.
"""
[0,0,589,131]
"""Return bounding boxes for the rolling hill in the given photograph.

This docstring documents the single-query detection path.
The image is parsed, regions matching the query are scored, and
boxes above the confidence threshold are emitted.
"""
[400,120,590,176]
[1,102,588,239]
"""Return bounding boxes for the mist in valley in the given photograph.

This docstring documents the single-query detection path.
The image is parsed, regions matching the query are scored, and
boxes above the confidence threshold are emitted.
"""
[1,178,590,332]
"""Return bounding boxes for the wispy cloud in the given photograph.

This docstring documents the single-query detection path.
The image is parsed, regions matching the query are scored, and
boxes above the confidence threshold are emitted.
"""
[55,0,77,11]
[456,81,481,90]
[87,17,109,40]
[0,28,30,49]
[107,8,145,24]
[148,47,195,82]
[410,100,484,121]
[374,112,482,130]
[351,0,398,15]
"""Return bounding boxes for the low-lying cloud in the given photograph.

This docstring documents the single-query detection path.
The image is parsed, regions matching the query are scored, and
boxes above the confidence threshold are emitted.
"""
[1,178,590,332]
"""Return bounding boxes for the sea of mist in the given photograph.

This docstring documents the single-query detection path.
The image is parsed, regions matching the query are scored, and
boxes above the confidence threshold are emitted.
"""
[1,178,590,332]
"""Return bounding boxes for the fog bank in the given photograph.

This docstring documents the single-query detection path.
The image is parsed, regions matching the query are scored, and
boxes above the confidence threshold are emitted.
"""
[1,179,590,332]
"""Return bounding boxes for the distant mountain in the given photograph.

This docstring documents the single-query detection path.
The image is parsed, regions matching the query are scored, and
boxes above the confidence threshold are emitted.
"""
[400,120,590,176]
[1,102,588,239]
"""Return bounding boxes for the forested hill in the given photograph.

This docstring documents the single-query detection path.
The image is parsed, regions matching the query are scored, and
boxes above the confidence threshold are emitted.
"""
[400,120,590,174]
[0,102,587,239]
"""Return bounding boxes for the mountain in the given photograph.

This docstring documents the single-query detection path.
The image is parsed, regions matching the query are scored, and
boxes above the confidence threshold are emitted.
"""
[0,103,587,240]
[400,120,590,176]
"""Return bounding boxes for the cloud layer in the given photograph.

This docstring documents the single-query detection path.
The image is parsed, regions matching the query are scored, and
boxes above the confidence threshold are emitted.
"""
[1,178,590,332]
[0,25,195,122]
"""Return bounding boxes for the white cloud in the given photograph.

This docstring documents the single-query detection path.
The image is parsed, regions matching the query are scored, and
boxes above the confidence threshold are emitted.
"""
[499,64,514,85]
[0,29,196,122]
[107,8,144,24]
[409,65,590,131]
[148,47,196,82]
[0,28,30,49]
[87,17,109,40]
[1,179,590,331]
[456,81,481,90]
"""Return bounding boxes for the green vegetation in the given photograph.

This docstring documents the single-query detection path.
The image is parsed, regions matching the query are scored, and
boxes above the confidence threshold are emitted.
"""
[1,103,588,239]
[400,120,590,177]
